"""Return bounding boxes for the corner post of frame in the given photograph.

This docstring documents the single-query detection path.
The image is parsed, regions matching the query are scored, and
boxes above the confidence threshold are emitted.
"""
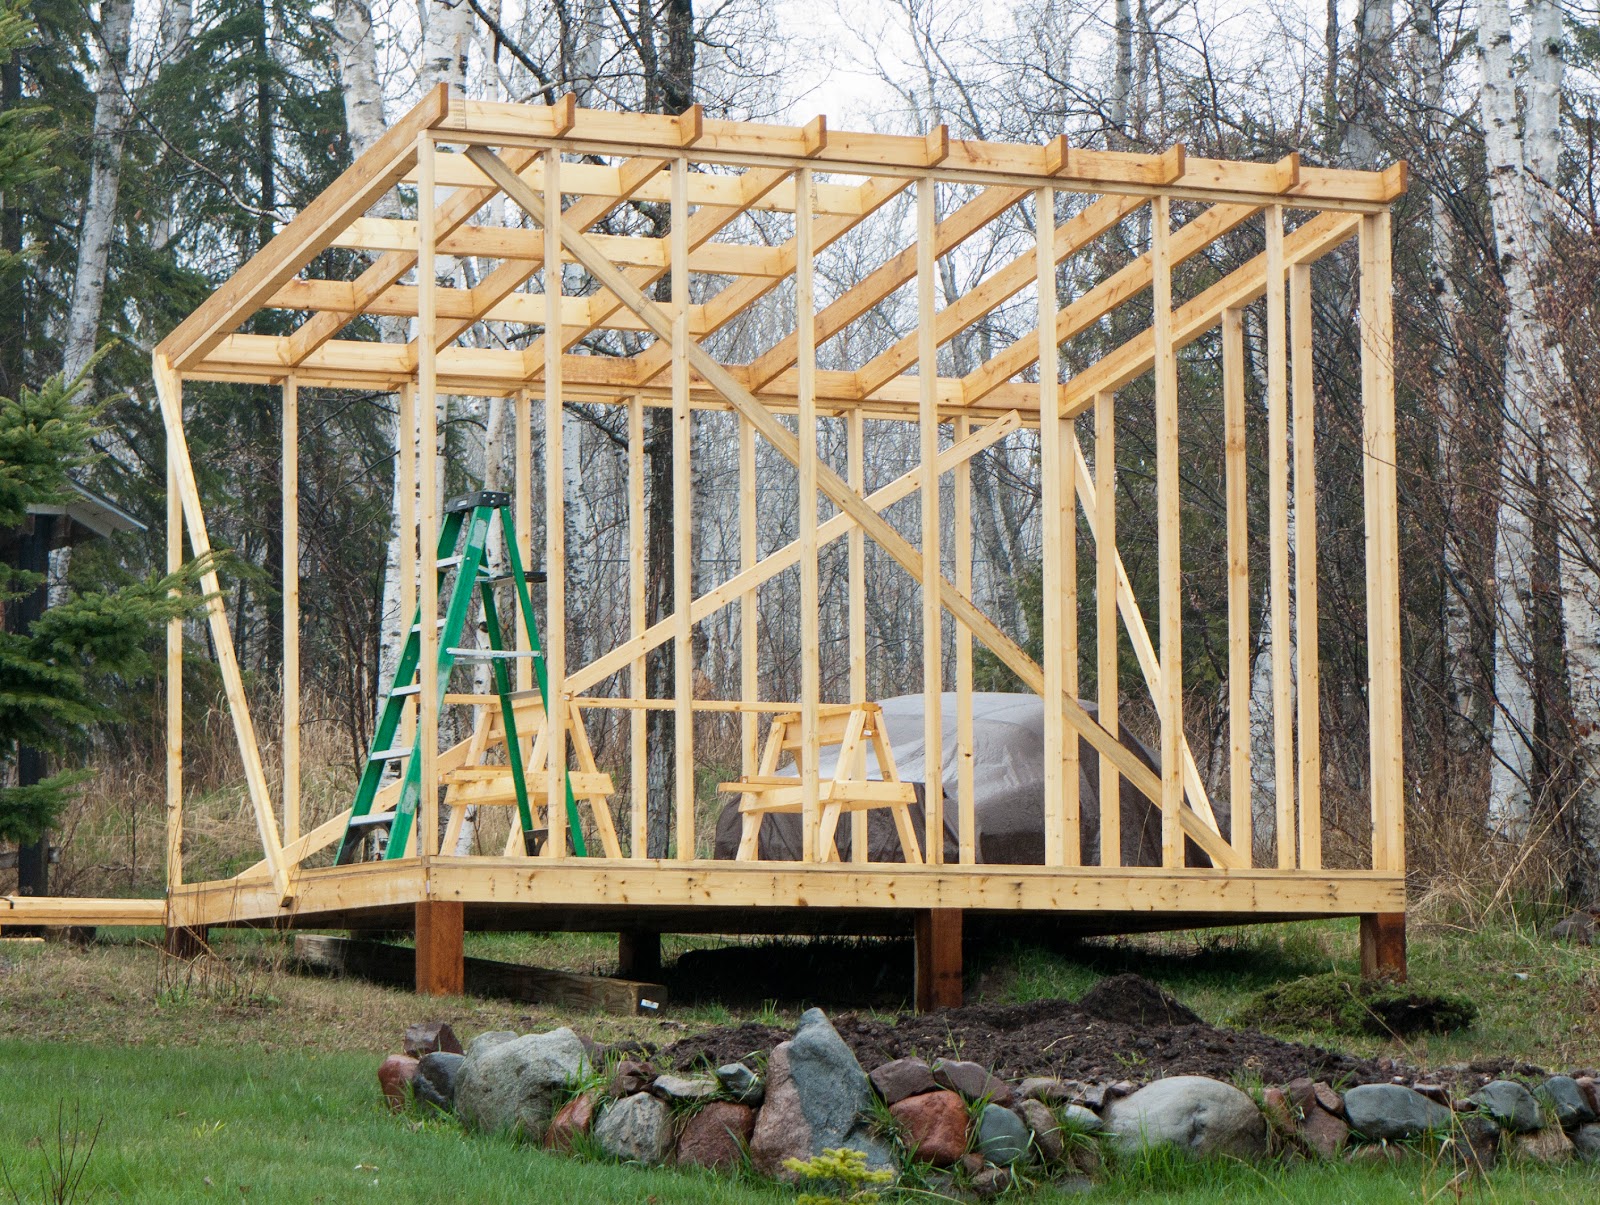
[1359,913,1407,982]
[914,908,963,1011]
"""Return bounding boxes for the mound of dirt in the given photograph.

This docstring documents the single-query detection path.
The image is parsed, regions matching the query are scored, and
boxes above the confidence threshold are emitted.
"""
[1078,972,1203,1027]
[662,988,1383,1087]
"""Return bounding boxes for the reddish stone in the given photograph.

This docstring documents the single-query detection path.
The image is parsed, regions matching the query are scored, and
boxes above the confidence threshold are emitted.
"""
[378,1054,419,1113]
[544,1092,597,1152]
[1312,1083,1344,1116]
[403,1021,462,1058]
[676,1101,756,1170]
[1285,1078,1317,1115]
[610,1059,656,1098]
[1262,1087,1295,1133]
[871,1057,938,1104]
[959,1152,986,1176]
[1412,1083,1449,1105]
[932,1060,1015,1106]
[1578,1077,1600,1116]
[1299,1107,1351,1159]
[890,1089,970,1167]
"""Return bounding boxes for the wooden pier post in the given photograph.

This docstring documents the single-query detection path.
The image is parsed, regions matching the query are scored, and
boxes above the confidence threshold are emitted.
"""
[914,908,963,1011]
[415,900,464,996]
[618,930,662,981]
[1359,912,1406,982]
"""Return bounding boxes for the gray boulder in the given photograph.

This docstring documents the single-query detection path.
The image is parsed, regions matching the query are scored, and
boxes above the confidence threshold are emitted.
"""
[1060,1104,1103,1133]
[1469,1081,1542,1134]
[977,1103,1030,1164]
[650,1073,717,1102]
[413,1051,466,1112]
[749,1007,895,1180]
[594,1092,674,1164]
[716,1062,764,1104]
[1537,1076,1595,1129]
[1571,1122,1600,1161]
[454,1028,590,1139]
[466,1030,518,1059]
[1344,1084,1453,1141]
[1106,1076,1267,1159]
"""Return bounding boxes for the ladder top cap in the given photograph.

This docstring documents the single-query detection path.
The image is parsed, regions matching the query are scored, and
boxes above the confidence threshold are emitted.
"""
[445,489,511,514]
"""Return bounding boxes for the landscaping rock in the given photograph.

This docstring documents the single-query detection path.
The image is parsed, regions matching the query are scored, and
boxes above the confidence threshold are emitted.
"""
[748,1008,894,1180]
[1537,1075,1595,1128]
[377,1054,419,1113]
[1019,1077,1071,1105]
[969,1166,1012,1198]
[1017,1098,1063,1161]
[454,1027,590,1139]
[1571,1122,1600,1161]
[1298,1106,1350,1159]
[889,1089,969,1167]
[976,1102,1030,1164]
[403,1021,462,1058]
[1285,1077,1317,1115]
[1411,1083,1449,1105]
[932,1059,1015,1106]
[609,1059,655,1098]
[594,1092,674,1165]
[871,1057,939,1104]
[650,1072,717,1102]
[676,1101,756,1170]
[715,1062,763,1105]
[1059,1104,1102,1133]
[1343,1083,1453,1141]
[543,1092,597,1152]
[465,1030,517,1059]
[1468,1080,1542,1133]
[1513,1127,1574,1165]
[1106,1076,1268,1160]
[1313,1083,1344,1116]
[413,1051,466,1112]
[1451,1114,1501,1171]
[1578,1076,1600,1115]
[1261,1086,1295,1133]
[1549,910,1596,945]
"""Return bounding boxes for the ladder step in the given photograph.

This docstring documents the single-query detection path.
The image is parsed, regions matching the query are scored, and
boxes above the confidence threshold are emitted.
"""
[436,555,464,569]
[446,648,542,660]
[410,618,448,633]
[347,812,396,829]
[478,571,548,586]
[391,684,422,697]
[368,747,416,761]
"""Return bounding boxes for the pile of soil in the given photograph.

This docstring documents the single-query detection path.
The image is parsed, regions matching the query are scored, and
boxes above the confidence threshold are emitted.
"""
[662,983,1385,1087]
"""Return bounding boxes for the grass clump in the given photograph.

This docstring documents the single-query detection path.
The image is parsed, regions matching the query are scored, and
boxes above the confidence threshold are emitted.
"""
[1231,972,1476,1038]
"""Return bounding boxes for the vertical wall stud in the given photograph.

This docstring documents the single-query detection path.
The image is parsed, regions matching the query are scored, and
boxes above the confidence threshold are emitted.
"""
[670,155,694,860]
[1038,186,1066,867]
[1291,263,1322,871]
[954,415,976,865]
[417,133,440,866]
[630,393,647,857]
[798,166,821,862]
[1266,203,1296,869]
[282,376,300,845]
[1152,195,1183,869]
[1223,308,1252,862]
[543,147,568,859]
[848,409,868,862]
[1094,391,1119,867]
[918,176,943,864]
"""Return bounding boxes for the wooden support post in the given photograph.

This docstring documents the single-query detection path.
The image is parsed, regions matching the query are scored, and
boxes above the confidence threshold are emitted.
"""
[544,148,569,859]
[1152,196,1183,869]
[1359,913,1407,981]
[414,899,464,996]
[617,930,662,980]
[671,155,695,861]
[741,414,759,787]
[516,389,532,693]
[1361,212,1403,874]
[397,381,418,747]
[1094,392,1119,868]
[163,925,208,960]
[1291,263,1321,871]
[1266,204,1295,869]
[954,415,975,865]
[630,393,647,857]
[1039,186,1066,868]
[798,166,821,863]
[417,133,441,866]
[166,440,183,892]
[282,376,301,845]
[914,908,963,1011]
[847,409,868,863]
[918,176,943,864]
[1223,308,1252,862]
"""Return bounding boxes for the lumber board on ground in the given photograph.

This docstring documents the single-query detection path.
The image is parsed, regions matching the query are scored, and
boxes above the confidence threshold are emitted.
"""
[293,934,666,1015]
[0,896,166,927]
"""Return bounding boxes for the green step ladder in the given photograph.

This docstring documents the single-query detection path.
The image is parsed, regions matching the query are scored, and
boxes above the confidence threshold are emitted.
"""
[336,489,589,864]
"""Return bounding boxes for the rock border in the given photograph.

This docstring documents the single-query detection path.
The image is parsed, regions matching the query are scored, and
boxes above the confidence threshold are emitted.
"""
[376,1013,1600,1196]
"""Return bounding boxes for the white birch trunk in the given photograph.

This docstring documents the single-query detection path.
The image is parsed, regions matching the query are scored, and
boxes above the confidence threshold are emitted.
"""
[149,0,193,254]
[1480,0,1542,838]
[421,0,471,93]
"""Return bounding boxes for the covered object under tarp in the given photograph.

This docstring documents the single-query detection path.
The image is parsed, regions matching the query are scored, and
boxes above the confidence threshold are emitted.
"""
[713,692,1226,866]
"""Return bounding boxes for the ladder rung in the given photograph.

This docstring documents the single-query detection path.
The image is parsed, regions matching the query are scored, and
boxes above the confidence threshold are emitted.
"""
[436,555,464,569]
[478,571,548,586]
[368,747,415,761]
[446,648,542,660]
[410,618,448,633]
[391,684,421,697]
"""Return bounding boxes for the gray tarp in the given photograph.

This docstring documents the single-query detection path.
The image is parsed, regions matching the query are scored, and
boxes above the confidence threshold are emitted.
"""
[713,692,1222,866]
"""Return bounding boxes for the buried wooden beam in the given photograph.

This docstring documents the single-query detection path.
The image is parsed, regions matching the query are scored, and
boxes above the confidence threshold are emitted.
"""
[296,932,666,1015]
[914,908,964,1011]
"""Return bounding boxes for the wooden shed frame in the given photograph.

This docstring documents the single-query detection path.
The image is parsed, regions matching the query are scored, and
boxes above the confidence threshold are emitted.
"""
[15,88,1411,1000]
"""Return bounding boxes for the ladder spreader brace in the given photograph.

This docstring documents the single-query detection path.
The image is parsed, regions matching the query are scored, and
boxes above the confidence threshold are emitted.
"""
[336,489,589,864]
